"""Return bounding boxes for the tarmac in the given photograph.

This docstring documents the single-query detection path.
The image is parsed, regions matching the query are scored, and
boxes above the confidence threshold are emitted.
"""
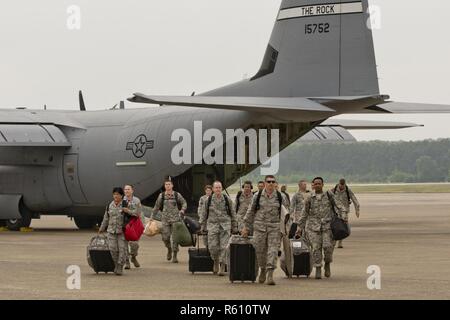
[1,193,450,300]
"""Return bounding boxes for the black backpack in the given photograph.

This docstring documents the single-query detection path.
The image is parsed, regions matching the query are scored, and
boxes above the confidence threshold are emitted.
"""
[206,194,232,220]
[255,190,283,218]
[159,191,182,211]
[326,191,351,240]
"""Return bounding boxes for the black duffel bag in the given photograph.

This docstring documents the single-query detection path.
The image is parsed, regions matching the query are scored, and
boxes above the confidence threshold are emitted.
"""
[330,215,351,240]
[326,192,351,241]
[184,216,201,235]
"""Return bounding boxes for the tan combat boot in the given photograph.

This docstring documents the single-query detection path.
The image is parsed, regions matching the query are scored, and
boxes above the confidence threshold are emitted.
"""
[338,240,343,248]
[258,268,267,284]
[324,263,331,278]
[115,265,123,276]
[315,267,322,279]
[166,248,172,261]
[172,251,179,263]
[124,259,131,270]
[218,263,226,277]
[213,260,219,275]
[265,269,275,285]
[131,256,140,268]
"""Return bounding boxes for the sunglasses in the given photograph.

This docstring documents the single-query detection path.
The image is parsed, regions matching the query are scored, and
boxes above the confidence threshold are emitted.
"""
[266,180,277,184]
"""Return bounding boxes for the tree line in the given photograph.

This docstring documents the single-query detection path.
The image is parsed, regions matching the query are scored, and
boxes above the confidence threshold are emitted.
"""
[243,139,450,184]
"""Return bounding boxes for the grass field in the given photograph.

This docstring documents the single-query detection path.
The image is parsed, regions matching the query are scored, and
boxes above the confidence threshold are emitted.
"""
[226,183,450,194]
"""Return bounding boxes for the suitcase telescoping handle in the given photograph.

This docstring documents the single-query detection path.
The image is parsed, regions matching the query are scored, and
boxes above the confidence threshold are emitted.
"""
[196,231,210,252]
[297,228,311,247]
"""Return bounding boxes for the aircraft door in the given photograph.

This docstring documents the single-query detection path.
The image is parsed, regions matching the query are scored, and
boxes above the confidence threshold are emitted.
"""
[63,154,88,204]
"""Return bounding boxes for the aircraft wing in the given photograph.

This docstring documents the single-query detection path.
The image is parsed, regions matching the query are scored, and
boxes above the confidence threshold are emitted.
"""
[128,93,335,113]
[364,102,450,114]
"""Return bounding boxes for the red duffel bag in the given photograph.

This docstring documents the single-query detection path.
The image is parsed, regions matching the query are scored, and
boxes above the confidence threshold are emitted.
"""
[124,216,144,241]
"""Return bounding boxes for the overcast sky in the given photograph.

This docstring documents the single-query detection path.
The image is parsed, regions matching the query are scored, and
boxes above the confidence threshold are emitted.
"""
[0,0,449,141]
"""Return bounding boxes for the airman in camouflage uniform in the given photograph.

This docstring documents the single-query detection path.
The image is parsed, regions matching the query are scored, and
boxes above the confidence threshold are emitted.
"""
[295,177,345,279]
[332,178,360,248]
[197,185,213,247]
[152,180,187,263]
[290,180,310,222]
[200,181,237,276]
[123,185,143,269]
[235,181,254,234]
[257,181,265,192]
[242,175,289,286]
[280,185,291,208]
[99,187,127,276]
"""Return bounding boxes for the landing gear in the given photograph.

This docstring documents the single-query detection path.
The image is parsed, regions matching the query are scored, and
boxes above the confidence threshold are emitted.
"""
[74,216,101,230]
[6,202,33,231]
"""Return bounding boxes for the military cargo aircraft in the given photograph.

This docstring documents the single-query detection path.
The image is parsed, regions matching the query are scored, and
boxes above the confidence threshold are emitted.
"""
[1,0,450,230]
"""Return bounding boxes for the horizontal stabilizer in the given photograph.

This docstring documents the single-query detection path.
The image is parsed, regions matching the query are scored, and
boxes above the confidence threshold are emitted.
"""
[367,102,450,114]
[128,94,335,113]
[322,119,422,129]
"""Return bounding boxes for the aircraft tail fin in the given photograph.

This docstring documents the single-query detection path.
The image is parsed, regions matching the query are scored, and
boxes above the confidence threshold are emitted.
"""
[205,0,379,98]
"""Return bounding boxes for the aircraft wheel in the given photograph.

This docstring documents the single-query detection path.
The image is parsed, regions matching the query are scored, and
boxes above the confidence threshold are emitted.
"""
[6,204,32,231]
[74,216,98,230]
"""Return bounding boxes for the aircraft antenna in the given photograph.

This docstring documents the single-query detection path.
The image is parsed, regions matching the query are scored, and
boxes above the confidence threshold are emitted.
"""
[79,90,86,111]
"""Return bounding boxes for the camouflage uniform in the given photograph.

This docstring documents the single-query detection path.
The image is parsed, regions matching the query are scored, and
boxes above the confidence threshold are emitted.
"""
[282,191,291,208]
[197,194,209,247]
[333,186,360,222]
[290,191,310,223]
[244,190,289,271]
[200,194,237,265]
[235,192,254,234]
[124,196,143,259]
[152,192,187,253]
[295,191,344,268]
[99,201,127,268]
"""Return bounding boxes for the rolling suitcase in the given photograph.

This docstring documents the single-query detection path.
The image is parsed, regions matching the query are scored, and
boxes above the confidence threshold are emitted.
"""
[189,235,214,274]
[291,238,313,278]
[228,235,257,283]
[87,235,115,274]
